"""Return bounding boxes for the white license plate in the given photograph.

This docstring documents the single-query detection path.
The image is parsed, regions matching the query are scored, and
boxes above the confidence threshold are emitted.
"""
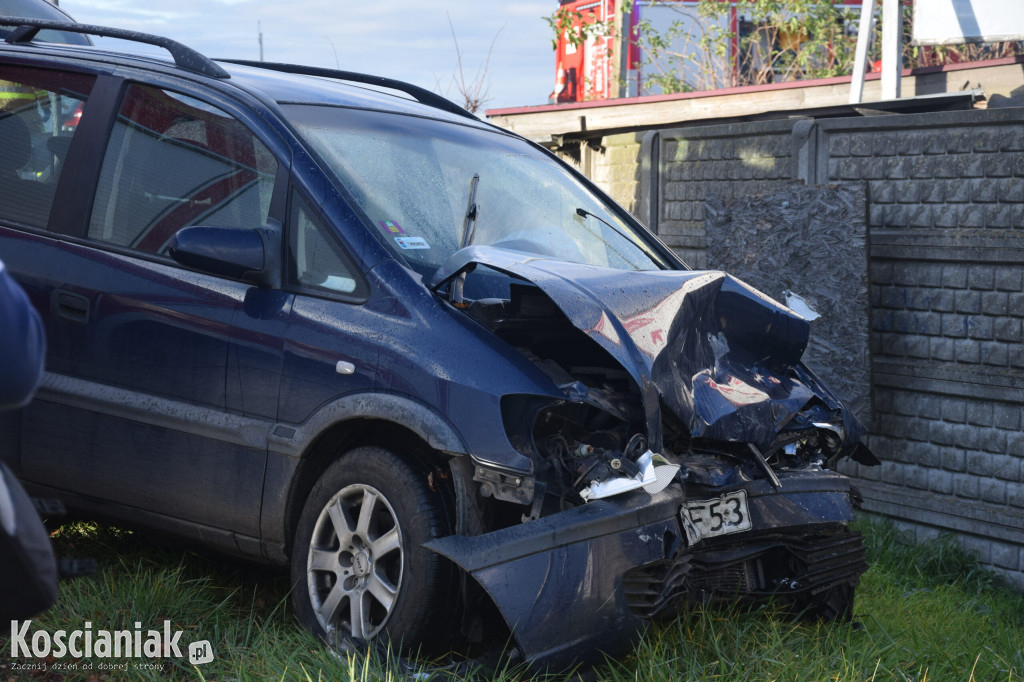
[680,490,752,545]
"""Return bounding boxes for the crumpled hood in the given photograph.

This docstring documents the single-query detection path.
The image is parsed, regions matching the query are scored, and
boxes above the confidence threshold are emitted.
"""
[430,246,867,456]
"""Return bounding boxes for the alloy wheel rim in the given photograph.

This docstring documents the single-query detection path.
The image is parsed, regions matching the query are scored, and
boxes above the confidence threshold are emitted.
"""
[306,483,403,643]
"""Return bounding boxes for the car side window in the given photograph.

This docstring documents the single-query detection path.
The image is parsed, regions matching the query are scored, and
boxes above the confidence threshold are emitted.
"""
[287,189,364,297]
[88,84,278,254]
[0,66,95,228]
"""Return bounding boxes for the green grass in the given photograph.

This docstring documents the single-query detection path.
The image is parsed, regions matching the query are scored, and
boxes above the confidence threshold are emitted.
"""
[1,516,1022,681]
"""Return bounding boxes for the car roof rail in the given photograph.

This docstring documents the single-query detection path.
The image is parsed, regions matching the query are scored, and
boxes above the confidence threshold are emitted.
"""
[0,16,230,79]
[218,59,477,121]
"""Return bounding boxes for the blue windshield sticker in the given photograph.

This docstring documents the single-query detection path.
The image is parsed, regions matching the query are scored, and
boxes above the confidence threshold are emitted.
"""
[395,237,430,250]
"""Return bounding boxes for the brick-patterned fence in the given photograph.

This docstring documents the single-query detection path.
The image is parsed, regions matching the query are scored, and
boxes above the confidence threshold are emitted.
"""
[637,107,1024,588]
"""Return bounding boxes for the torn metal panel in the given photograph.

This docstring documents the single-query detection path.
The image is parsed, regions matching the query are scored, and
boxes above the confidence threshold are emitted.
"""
[426,486,681,669]
[430,245,867,461]
[427,470,860,669]
[424,244,876,668]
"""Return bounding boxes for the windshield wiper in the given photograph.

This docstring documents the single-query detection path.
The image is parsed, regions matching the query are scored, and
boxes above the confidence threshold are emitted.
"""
[452,174,480,305]
[460,174,480,248]
[575,207,635,244]
[576,206,666,269]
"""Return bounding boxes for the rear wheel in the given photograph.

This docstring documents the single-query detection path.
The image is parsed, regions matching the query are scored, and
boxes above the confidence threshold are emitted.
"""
[290,446,455,653]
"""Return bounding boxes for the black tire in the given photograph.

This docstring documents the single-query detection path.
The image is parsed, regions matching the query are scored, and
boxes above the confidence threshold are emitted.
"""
[290,446,455,654]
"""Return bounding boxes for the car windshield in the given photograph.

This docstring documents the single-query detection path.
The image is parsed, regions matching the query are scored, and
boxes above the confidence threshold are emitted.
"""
[282,105,667,277]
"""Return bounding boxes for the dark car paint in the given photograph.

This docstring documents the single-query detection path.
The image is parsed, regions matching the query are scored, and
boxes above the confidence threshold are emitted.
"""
[422,247,875,666]
[0,32,874,671]
[430,245,867,456]
[428,469,857,668]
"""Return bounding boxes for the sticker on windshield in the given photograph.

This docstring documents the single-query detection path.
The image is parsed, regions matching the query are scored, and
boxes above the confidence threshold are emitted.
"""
[395,237,430,250]
[380,220,405,235]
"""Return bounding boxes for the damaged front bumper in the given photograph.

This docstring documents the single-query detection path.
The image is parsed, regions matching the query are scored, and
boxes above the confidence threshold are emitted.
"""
[426,469,865,670]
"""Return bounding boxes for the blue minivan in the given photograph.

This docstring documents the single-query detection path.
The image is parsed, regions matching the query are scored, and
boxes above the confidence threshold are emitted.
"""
[0,16,877,668]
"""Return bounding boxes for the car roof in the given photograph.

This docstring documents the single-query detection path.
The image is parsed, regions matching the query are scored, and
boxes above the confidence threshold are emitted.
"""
[219,61,486,126]
[0,16,483,127]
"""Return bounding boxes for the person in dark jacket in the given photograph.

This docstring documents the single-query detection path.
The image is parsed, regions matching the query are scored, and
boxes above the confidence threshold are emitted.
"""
[0,257,45,408]
[0,256,57,621]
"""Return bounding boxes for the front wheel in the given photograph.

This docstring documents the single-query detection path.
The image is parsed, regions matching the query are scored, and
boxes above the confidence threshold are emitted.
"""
[290,447,455,653]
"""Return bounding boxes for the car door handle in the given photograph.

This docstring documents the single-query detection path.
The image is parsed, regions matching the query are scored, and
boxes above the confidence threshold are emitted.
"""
[50,289,90,324]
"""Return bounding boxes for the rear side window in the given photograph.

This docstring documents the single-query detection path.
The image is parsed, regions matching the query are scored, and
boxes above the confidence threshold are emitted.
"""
[88,84,277,254]
[0,66,94,228]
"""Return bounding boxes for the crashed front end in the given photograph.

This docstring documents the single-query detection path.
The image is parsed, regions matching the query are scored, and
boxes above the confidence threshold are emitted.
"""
[427,247,878,669]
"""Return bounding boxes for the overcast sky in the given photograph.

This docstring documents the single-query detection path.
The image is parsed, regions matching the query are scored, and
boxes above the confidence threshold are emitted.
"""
[58,0,556,111]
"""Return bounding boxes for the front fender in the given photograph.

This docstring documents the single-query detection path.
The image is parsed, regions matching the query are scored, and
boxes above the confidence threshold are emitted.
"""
[267,391,469,458]
[260,391,470,561]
